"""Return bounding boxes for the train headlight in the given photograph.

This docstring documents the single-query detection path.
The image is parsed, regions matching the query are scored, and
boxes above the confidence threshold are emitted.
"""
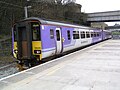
[14,49,18,54]
[34,50,41,54]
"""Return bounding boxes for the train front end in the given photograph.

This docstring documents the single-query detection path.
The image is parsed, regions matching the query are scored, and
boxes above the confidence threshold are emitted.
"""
[12,20,42,69]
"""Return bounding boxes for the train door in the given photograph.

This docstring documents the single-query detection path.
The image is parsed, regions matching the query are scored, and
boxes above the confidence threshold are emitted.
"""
[17,22,32,60]
[55,28,63,54]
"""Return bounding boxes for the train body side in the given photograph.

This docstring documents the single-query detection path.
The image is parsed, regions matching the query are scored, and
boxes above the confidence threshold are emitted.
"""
[40,24,104,59]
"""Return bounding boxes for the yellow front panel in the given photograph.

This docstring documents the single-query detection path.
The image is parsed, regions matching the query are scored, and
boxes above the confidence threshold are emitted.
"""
[32,41,42,60]
[13,42,18,58]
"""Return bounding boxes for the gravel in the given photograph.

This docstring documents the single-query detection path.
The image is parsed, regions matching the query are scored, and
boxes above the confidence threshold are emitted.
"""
[0,63,18,79]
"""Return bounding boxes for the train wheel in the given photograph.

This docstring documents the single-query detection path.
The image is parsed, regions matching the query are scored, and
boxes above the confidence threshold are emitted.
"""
[16,63,25,71]
[30,59,41,67]
[16,60,30,71]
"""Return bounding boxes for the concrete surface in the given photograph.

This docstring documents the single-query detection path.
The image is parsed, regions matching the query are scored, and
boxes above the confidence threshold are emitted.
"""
[0,40,120,90]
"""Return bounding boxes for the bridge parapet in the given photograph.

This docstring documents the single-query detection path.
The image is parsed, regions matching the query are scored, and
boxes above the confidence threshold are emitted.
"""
[87,10,120,22]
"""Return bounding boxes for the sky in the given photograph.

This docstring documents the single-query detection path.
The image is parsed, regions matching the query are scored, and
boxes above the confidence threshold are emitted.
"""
[76,0,120,26]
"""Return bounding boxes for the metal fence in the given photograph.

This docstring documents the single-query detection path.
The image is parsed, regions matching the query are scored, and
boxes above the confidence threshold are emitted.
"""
[0,38,12,57]
[112,31,120,39]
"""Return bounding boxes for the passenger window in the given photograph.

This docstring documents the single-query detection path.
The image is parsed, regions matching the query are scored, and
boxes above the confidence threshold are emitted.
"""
[81,31,85,39]
[99,33,101,36]
[94,32,96,37]
[67,30,71,40]
[50,29,54,39]
[56,30,60,41]
[73,31,76,39]
[96,32,98,37]
[73,31,79,39]
[86,32,90,38]
[97,32,99,37]
[91,32,94,37]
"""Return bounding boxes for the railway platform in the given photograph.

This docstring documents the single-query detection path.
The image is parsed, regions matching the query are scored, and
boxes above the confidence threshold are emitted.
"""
[0,40,120,90]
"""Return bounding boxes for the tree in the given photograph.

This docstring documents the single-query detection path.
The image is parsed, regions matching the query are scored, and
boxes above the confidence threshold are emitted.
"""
[0,0,87,36]
[0,0,25,35]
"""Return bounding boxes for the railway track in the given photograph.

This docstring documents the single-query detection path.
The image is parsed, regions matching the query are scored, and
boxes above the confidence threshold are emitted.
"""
[0,63,15,70]
[0,62,18,79]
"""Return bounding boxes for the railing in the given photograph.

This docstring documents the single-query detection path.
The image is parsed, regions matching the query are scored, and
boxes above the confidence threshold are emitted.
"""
[0,38,12,59]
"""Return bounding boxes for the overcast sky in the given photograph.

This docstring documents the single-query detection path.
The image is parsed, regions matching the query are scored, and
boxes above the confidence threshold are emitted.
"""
[76,0,120,13]
[76,0,120,26]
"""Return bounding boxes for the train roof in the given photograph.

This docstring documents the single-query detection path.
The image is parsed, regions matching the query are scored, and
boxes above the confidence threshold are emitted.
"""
[18,17,102,31]
[103,30,111,32]
[23,17,93,29]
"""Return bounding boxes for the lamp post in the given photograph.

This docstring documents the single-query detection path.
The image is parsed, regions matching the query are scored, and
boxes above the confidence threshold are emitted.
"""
[24,0,31,18]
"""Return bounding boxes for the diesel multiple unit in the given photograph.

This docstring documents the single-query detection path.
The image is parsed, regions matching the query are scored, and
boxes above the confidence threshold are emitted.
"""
[12,17,111,68]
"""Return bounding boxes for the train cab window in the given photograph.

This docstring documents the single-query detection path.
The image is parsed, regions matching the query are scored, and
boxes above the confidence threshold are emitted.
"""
[81,31,85,39]
[50,29,54,39]
[56,30,60,41]
[67,30,71,40]
[31,22,40,41]
[86,32,90,38]
[73,31,79,39]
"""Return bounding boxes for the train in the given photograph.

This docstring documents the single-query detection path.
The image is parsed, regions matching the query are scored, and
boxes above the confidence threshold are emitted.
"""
[12,17,111,69]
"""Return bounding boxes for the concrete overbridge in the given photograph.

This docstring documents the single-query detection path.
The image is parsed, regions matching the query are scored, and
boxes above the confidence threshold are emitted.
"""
[87,10,120,22]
